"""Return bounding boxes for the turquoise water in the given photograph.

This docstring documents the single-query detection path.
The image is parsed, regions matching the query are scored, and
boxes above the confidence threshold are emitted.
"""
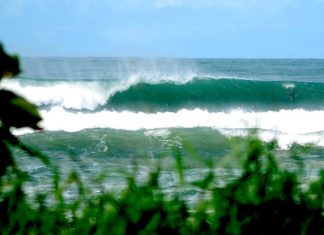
[107,79,324,112]
[2,58,324,196]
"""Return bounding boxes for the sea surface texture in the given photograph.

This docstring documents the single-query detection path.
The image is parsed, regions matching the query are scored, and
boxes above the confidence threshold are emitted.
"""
[2,58,324,195]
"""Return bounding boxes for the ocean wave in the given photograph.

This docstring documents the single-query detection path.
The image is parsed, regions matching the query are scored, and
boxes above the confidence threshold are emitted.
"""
[19,127,231,159]
[8,108,319,149]
[106,78,324,112]
[0,79,111,110]
[2,76,324,112]
[36,107,324,133]
[0,72,197,110]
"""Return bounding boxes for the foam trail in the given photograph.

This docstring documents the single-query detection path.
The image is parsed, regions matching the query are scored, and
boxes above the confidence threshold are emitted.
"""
[39,108,324,133]
[32,107,324,149]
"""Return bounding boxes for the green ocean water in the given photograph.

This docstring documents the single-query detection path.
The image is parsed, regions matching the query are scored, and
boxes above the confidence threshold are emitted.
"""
[2,58,324,197]
[107,79,324,112]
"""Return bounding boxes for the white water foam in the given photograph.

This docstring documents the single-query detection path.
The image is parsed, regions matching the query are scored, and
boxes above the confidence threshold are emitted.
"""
[0,72,198,111]
[1,80,109,110]
[30,107,324,149]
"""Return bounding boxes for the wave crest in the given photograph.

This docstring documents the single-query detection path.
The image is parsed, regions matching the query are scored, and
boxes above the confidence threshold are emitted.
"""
[2,77,324,112]
[21,107,322,149]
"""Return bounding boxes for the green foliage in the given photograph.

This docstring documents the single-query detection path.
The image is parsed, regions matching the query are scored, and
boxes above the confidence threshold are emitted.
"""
[0,42,323,234]
[1,133,324,234]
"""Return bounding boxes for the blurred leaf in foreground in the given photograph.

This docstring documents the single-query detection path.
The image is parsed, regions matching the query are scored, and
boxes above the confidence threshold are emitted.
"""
[0,43,20,79]
[0,89,42,129]
[0,42,44,177]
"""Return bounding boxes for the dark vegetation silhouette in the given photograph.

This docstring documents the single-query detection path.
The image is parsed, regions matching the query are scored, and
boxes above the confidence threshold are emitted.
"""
[0,42,323,234]
[0,43,44,176]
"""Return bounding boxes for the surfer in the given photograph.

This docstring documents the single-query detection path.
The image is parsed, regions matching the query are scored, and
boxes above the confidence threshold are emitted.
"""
[287,86,296,100]
[284,84,297,100]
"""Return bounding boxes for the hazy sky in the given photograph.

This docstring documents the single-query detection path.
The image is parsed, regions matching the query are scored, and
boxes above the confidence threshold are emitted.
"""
[1,0,324,58]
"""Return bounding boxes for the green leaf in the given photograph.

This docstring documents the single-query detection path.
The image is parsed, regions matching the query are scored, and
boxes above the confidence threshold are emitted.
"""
[0,89,42,129]
[192,171,214,189]
[0,140,14,176]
